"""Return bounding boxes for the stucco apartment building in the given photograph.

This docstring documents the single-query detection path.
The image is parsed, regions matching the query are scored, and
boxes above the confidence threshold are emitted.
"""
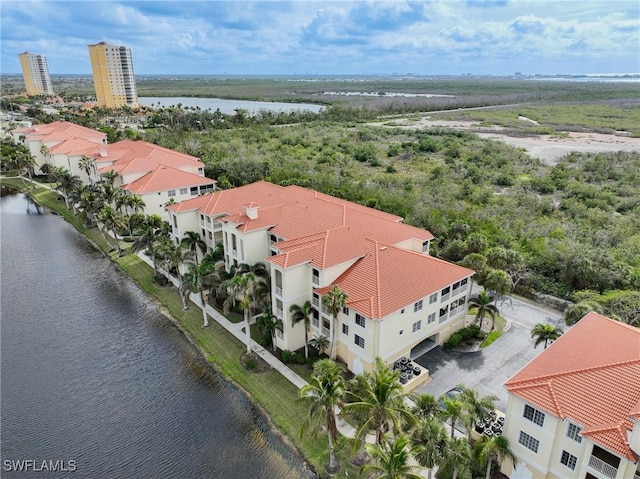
[18,52,54,96]
[167,181,474,374]
[501,312,640,479]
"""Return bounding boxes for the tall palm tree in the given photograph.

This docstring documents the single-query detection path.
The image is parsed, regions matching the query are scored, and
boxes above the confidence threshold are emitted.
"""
[442,437,471,479]
[361,435,423,479]
[468,289,499,331]
[321,285,348,361]
[478,435,517,479]
[411,419,447,479]
[220,272,257,353]
[256,310,281,352]
[459,386,497,440]
[57,169,82,209]
[98,206,126,256]
[78,155,94,183]
[298,359,346,475]
[181,231,206,267]
[344,357,415,445]
[290,301,313,359]
[131,223,163,275]
[440,396,465,439]
[182,262,214,327]
[531,323,563,349]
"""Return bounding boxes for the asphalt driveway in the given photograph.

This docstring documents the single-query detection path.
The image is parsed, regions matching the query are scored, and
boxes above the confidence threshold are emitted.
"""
[414,293,564,411]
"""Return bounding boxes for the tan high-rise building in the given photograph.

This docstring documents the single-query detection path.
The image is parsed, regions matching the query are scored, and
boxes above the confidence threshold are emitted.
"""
[88,42,138,108]
[19,52,54,96]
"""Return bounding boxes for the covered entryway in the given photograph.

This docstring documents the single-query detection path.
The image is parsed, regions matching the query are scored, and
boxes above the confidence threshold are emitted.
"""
[410,334,438,359]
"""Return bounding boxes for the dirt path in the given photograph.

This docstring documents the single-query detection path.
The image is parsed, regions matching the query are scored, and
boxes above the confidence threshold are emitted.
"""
[370,117,640,165]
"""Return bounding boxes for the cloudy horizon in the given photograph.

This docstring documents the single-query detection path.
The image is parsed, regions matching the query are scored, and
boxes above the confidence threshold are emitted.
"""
[2,0,638,77]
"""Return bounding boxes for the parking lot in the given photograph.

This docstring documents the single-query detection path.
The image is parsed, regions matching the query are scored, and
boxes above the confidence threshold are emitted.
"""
[414,294,564,411]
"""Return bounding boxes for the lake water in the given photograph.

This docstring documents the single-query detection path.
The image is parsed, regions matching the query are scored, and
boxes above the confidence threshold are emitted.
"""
[0,192,306,478]
[138,96,324,114]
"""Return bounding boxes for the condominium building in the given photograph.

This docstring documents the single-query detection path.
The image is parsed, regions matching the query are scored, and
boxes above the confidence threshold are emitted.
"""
[501,312,640,479]
[18,52,54,96]
[167,181,474,374]
[88,42,138,108]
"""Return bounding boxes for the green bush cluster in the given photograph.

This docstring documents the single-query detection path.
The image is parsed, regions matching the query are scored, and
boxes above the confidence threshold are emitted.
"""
[444,324,484,348]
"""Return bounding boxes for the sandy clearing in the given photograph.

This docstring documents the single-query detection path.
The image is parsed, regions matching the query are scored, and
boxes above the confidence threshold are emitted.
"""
[371,117,640,165]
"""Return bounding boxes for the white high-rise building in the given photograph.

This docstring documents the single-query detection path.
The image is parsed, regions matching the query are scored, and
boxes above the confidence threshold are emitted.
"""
[88,42,138,108]
[18,52,54,96]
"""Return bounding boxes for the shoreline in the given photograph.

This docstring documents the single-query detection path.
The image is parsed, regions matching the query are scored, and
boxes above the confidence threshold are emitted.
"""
[4,180,318,478]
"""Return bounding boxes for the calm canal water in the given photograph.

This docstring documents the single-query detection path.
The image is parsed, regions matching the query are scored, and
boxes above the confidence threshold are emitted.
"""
[0,192,306,478]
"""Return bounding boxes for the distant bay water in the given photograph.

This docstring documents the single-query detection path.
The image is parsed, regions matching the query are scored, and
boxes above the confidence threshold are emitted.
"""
[138,96,324,114]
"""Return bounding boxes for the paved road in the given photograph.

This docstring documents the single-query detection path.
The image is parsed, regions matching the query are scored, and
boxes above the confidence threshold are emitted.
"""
[414,291,564,411]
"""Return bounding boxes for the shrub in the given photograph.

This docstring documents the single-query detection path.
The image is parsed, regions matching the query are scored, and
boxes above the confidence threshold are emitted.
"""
[292,353,305,364]
[281,350,293,363]
[444,333,462,349]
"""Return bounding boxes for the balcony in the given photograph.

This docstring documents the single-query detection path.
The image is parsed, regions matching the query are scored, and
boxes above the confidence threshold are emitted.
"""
[322,327,330,337]
[441,292,450,302]
[274,286,282,297]
[275,308,283,320]
[312,296,319,307]
[588,455,618,479]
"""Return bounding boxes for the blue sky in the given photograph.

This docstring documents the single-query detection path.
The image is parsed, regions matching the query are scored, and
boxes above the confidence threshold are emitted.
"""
[1,0,638,76]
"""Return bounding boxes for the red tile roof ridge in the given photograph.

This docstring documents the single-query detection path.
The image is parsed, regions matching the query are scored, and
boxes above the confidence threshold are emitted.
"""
[506,357,640,388]
[581,421,628,434]
[581,423,638,462]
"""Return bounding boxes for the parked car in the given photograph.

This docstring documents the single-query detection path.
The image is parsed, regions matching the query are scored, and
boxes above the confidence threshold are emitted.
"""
[438,387,464,409]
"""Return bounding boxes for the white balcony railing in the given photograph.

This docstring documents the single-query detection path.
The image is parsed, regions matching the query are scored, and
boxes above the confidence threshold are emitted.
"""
[312,297,319,307]
[274,286,282,297]
[322,327,330,337]
[441,293,450,301]
[588,455,618,479]
[449,306,464,318]
[275,308,283,320]
[452,287,460,297]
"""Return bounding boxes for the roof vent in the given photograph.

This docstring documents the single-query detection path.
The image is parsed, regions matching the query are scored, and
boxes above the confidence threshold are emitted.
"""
[380,246,387,251]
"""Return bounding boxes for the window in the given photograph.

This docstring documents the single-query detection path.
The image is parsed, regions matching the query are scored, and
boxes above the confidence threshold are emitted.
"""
[190,186,198,196]
[414,300,423,312]
[399,330,403,335]
[312,268,319,285]
[560,451,577,470]
[354,335,365,348]
[355,314,365,328]
[461,278,468,286]
[429,293,438,304]
[518,431,539,453]
[524,405,545,427]
[342,324,349,335]
[422,240,429,252]
[412,320,421,333]
[441,286,450,296]
[343,306,349,315]
[312,309,319,328]
[428,313,436,324]
[567,423,582,443]
[180,188,188,195]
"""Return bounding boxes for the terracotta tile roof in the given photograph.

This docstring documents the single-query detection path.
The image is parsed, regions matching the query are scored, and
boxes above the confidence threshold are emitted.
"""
[122,165,216,194]
[18,121,106,143]
[48,137,104,156]
[316,239,473,319]
[95,140,204,175]
[505,312,640,461]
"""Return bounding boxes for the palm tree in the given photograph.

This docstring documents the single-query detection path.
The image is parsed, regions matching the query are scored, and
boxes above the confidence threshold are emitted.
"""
[256,310,281,351]
[459,386,497,440]
[343,357,415,445]
[531,323,563,349]
[78,155,94,183]
[412,393,439,421]
[411,419,447,479]
[181,231,206,267]
[310,335,330,357]
[442,437,471,479]
[298,359,346,475]
[478,435,517,479]
[361,435,423,479]
[290,301,313,359]
[131,223,163,275]
[220,272,257,353]
[440,396,465,439]
[182,262,214,327]
[57,169,82,209]
[321,285,348,361]
[98,206,126,256]
[102,169,118,186]
[468,289,499,331]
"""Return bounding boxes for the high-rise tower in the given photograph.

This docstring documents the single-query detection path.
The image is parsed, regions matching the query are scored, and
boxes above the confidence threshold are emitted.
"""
[88,42,138,108]
[18,52,54,96]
